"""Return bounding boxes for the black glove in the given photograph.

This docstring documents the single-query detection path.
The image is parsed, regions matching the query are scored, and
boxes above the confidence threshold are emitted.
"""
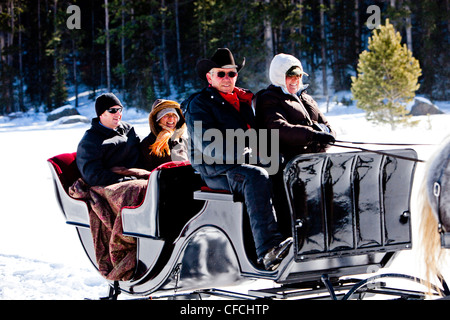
[313,131,336,145]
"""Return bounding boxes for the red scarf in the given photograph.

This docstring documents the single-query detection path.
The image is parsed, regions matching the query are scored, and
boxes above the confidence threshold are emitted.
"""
[219,90,241,111]
[218,87,253,112]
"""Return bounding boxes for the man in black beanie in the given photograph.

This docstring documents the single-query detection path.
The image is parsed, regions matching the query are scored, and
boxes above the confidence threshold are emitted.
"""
[76,92,150,186]
[95,92,123,117]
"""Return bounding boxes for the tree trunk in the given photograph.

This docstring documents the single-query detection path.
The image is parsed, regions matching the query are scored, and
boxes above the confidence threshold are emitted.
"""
[53,0,57,74]
[18,0,24,111]
[329,0,340,90]
[263,0,273,79]
[6,0,15,113]
[105,0,111,91]
[72,38,78,108]
[161,0,170,95]
[447,0,450,36]
[175,0,183,89]
[405,3,413,53]
[319,0,328,97]
[297,0,304,59]
[8,0,14,67]
[121,0,125,90]
[91,2,97,95]
[37,0,44,105]
[355,0,360,58]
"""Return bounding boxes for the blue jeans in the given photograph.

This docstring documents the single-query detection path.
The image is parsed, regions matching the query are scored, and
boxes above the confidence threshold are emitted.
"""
[203,164,284,259]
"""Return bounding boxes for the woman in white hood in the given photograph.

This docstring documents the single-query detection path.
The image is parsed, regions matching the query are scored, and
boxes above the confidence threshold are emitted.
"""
[255,53,336,164]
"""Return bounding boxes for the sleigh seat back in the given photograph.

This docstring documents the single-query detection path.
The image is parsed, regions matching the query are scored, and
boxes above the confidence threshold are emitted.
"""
[47,153,202,237]
[48,152,90,227]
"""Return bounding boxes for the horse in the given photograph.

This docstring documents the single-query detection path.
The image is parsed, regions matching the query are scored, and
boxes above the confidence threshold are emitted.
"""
[418,136,450,294]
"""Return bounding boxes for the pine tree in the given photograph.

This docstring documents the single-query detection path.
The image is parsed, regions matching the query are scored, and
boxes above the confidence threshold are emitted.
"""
[351,19,421,130]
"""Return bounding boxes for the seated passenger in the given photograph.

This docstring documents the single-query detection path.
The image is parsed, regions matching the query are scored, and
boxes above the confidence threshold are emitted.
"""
[139,99,189,171]
[76,92,150,186]
[74,92,150,281]
[183,48,292,271]
[255,54,337,235]
[255,53,336,165]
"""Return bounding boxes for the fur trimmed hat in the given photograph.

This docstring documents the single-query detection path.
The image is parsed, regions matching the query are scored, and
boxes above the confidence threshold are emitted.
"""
[149,99,186,136]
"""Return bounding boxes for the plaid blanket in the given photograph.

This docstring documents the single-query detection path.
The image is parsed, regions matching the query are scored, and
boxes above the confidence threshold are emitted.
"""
[69,178,147,281]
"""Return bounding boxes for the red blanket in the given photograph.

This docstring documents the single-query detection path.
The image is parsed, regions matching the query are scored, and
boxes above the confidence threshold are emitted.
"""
[69,178,147,281]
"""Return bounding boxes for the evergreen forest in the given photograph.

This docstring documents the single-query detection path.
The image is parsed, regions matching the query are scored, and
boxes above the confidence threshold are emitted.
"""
[0,0,448,115]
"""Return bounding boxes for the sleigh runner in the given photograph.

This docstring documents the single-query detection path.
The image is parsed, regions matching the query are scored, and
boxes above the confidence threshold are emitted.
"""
[47,148,447,299]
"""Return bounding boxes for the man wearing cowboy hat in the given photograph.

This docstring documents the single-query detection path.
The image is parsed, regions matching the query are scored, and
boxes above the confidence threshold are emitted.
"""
[183,48,292,271]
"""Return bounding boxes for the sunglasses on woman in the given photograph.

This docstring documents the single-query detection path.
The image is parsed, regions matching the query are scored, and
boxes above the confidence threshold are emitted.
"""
[212,71,238,78]
[107,107,123,114]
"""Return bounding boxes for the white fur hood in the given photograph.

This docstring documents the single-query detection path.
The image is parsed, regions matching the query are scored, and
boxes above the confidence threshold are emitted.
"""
[269,53,309,92]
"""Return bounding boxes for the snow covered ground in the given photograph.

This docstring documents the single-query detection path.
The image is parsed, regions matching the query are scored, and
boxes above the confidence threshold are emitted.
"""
[0,91,449,300]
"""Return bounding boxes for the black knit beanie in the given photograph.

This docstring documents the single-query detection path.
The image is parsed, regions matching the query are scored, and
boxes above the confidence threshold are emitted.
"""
[95,93,123,117]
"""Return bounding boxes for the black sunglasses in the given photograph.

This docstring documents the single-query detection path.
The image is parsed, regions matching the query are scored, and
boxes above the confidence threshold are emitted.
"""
[107,107,123,114]
[214,71,238,78]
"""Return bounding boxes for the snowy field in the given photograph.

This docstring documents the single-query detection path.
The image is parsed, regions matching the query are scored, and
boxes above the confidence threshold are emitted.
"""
[0,91,449,300]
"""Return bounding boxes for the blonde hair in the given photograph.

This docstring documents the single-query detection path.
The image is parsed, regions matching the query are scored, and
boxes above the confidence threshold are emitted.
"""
[149,127,174,157]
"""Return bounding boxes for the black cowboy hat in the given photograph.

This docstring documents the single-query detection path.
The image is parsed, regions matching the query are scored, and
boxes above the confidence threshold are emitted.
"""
[196,48,245,80]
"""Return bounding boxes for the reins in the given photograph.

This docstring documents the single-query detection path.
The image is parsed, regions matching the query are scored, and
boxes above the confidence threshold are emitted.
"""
[330,140,437,163]
[335,140,437,147]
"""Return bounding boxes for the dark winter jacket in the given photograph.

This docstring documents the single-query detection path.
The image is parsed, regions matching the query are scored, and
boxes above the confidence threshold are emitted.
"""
[140,133,188,170]
[255,85,336,162]
[140,100,188,171]
[76,118,142,186]
[183,86,256,178]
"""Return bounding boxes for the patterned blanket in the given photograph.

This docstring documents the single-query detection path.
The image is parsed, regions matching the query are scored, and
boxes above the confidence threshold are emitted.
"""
[69,178,147,281]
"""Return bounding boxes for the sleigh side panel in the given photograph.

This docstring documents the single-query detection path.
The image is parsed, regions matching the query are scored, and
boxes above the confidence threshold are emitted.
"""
[285,149,417,263]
